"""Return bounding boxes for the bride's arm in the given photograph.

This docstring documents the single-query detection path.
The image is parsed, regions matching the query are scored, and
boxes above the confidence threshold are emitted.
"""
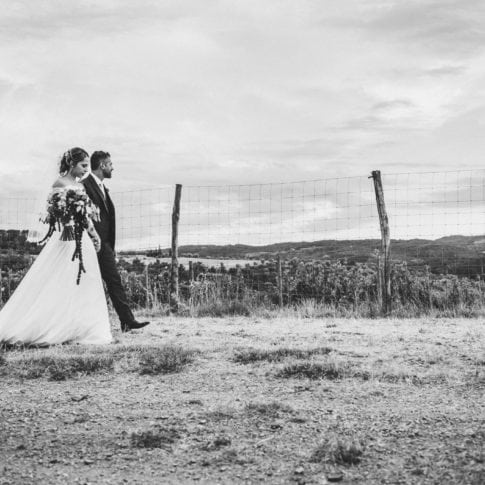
[86,220,101,252]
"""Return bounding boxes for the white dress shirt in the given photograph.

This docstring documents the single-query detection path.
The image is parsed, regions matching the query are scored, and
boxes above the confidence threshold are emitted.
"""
[91,173,106,199]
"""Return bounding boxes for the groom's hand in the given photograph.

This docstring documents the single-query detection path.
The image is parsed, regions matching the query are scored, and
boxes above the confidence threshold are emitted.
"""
[93,235,101,253]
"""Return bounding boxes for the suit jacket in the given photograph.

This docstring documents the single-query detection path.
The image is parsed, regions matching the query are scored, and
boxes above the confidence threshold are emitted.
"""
[82,174,116,250]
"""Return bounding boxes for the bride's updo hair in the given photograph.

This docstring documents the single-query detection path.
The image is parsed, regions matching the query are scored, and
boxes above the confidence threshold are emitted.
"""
[59,147,89,174]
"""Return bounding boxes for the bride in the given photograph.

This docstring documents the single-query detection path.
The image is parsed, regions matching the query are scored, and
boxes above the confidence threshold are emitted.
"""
[0,148,112,346]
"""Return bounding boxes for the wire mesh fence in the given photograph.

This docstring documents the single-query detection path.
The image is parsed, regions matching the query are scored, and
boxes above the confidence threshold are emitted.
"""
[2,169,485,315]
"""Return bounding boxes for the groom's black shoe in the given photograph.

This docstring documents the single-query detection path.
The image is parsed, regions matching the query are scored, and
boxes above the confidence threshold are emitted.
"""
[121,321,150,333]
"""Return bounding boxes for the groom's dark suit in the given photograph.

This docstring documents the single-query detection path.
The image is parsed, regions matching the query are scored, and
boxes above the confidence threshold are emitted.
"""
[83,174,136,327]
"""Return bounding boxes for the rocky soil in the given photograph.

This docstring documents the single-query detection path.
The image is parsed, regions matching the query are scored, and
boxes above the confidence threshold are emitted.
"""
[1,316,484,484]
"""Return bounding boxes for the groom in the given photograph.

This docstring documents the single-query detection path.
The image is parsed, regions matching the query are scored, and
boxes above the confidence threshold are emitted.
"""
[83,151,150,333]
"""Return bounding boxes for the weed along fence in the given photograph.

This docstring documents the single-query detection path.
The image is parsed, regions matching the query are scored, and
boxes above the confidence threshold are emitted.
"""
[2,169,485,316]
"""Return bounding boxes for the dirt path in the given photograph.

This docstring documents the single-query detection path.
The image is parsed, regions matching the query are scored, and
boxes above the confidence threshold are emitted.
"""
[1,317,484,484]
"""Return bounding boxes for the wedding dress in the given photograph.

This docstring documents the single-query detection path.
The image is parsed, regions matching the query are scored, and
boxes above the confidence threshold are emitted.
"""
[0,187,112,346]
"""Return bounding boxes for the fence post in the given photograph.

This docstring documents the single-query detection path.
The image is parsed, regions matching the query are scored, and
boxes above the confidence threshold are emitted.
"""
[277,254,283,307]
[189,260,194,282]
[371,170,391,316]
[236,265,241,301]
[425,265,432,309]
[170,184,182,312]
[144,263,150,309]
[374,249,382,310]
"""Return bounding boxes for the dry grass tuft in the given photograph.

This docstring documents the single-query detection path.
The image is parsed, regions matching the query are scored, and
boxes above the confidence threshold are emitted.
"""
[276,361,349,380]
[245,401,294,417]
[1,354,114,380]
[376,370,424,384]
[195,301,252,317]
[234,346,332,364]
[204,408,237,422]
[200,435,232,451]
[0,344,197,379]
[130,427,180,449]
[138,345,195,375]
[310,434,365,465]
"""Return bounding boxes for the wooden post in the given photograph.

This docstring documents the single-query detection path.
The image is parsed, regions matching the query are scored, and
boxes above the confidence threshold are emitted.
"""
[7,268,12,300]
[479,275,484,306]
[277,255,283,308]
[374,249,382,310]
[425,265,432,309]
[236,265,241,301]
[371,171,391,316]
[145,263,150,309]
[170,184,182,312]
[189,260,194,282]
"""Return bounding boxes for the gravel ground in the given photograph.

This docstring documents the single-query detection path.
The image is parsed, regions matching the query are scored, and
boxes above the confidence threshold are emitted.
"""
[0,316,484,484]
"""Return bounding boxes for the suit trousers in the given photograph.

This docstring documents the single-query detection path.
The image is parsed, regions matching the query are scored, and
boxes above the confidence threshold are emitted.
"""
[97,243,135,326]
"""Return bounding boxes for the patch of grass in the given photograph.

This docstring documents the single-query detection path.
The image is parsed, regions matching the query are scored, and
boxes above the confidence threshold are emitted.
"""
[383,370,450,384]
[245,401,294,417]
[200,448,245,467]
[0,343,46,352]
[376,370,423,384]
[109,344,163,356]
[213,436,231,447]
[204,409,236,422]
[310,435,365,465]
[234,346,332,364]
[130,427,180,449]
[195,301,252,317]
[138,345,195,375]
[201,436,232,451]
[276,361,349,380]
[3,354,114,380]
[368,362,449,385]
[71,413,90,424]
[276,359,447,384]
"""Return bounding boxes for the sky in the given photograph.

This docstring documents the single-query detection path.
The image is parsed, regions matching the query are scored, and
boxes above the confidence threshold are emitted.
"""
[1,0,485,246]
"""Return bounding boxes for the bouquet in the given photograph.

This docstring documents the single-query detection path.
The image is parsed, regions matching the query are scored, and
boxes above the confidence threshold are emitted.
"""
[40,187,100,284]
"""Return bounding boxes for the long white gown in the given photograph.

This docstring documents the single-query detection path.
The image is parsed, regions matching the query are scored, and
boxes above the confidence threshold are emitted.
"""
[0,198,112,346]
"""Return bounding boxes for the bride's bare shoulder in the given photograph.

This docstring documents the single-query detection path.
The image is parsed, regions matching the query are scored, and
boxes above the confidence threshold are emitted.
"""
[51,177,83,189]
[52,177,68,188]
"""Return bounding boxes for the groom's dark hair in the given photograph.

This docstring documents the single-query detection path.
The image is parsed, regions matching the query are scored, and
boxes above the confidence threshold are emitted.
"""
[91,151,111,170]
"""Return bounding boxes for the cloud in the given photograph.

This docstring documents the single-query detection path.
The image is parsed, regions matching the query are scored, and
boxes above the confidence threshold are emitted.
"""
[0,1,202,41]
[372,99,415,111]
[1,0,485,247]
[424,65,466,77]
[362,0,485,58]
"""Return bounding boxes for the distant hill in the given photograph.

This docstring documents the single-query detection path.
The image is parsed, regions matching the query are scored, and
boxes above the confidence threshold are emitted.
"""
[143,235,485,277]
[2,229,485,277]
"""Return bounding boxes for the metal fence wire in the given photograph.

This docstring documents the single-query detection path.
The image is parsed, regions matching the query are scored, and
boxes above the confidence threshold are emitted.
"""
[2,169,485,313]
